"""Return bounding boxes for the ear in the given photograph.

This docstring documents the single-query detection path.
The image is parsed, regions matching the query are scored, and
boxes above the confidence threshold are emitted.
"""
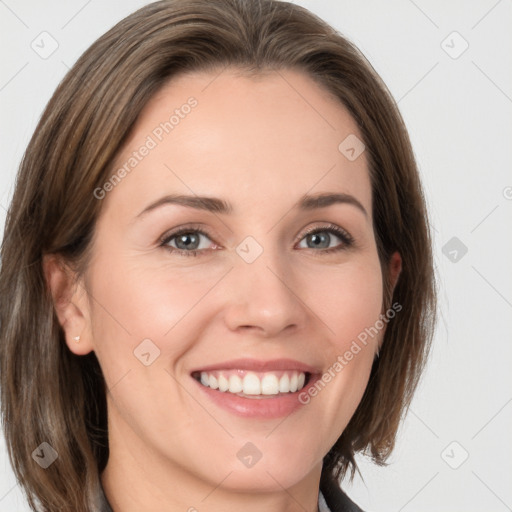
[377,251,402,355]
[43,254,94,356]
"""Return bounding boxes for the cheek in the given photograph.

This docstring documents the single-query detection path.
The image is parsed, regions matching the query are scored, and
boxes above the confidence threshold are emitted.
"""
[90,259,215,343]
[309,257,384,348]
[298,257,383,430]
[87,257,229,404]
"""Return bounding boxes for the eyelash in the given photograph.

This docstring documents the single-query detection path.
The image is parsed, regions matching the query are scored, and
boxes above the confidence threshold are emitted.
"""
[159,223,354,258]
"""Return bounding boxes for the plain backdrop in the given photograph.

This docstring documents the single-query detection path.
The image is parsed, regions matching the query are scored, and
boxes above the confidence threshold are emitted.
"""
[1,1,511,510]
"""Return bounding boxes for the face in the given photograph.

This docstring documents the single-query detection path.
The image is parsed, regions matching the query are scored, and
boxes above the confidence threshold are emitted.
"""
[75,68,386,494]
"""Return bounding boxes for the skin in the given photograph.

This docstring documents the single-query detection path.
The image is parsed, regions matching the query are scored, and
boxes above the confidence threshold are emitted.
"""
[45,67,401,512]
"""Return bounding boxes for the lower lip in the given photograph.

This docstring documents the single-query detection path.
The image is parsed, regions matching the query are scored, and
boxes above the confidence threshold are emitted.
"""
[192,375,319,419]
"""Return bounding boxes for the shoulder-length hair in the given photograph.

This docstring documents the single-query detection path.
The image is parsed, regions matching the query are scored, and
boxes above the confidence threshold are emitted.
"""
[0,0,436,509]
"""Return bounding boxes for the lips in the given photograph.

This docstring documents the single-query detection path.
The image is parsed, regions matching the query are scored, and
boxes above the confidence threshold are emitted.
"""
[190,358,321,418]
[191,358,319,374]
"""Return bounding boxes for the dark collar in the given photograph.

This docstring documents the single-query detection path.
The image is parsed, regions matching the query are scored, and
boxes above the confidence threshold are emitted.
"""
[320,470,365,512]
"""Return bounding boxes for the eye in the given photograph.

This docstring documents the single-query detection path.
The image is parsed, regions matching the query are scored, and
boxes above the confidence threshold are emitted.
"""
[160,226,218,257]
[296,224,354,254]
[159,223,354,257]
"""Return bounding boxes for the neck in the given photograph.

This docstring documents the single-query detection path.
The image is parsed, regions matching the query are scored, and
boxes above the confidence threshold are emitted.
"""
[101,409,322,512]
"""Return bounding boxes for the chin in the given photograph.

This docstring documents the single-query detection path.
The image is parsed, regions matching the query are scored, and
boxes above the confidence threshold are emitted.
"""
[196,447,320,493]
[212,464,314,493]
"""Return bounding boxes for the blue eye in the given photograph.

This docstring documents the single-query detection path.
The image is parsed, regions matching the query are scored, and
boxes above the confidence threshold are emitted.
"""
[160,228,214,257]
[160,223,353,257]
[296,225,354,254]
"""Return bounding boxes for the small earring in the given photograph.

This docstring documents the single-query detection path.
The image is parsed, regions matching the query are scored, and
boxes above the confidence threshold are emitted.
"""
[73,336,81,343]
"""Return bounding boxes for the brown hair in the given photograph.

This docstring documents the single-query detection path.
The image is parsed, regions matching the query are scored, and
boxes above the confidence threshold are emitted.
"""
[0,0,436,509]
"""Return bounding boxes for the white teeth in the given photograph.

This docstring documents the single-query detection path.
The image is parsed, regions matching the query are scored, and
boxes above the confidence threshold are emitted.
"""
[209,374,218,390]
[197,370,307,396]
[243,372,261,395]
[218,374,229,392]
[229,374,243,393]
[261,374,279,395]
[290,372,298,392]
[279,373,290,393]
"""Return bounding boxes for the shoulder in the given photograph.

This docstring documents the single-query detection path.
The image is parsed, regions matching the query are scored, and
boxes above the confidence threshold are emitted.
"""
[320,470,365,512]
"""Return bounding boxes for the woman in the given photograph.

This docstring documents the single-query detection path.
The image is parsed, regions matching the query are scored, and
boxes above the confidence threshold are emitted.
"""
[0,0,436,510]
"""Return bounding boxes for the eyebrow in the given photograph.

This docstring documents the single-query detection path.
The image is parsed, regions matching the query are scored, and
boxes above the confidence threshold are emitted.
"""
[135,192,367,220]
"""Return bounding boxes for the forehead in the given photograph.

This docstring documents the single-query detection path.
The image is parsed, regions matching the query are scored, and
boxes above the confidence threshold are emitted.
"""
[100,67,372,223]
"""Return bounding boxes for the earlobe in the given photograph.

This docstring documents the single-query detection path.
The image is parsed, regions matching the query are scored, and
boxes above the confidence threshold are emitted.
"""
[376,251,403,357]
[42,254,93,355]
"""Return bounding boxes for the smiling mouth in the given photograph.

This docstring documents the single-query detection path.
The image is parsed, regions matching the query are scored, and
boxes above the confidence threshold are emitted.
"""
[191,369,311,398]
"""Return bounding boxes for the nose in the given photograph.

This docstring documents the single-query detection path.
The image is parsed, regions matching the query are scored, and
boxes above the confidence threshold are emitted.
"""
[222,244,306,338]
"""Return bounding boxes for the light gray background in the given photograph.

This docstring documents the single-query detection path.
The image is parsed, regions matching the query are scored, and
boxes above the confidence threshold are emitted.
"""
[1,1,511,510]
